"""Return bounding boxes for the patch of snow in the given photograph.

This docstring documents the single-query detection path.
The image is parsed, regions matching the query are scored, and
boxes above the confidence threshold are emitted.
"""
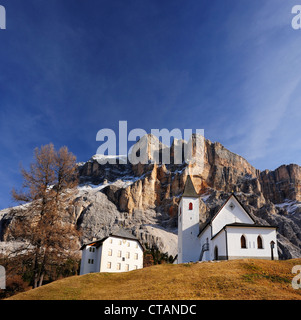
[172,167,186,175]
[275,200,301,215]
[201,194,211,203]
[242,174,253,180]
[78,175,144,194]
[115,176,142,187]
[91,154,128,164]
[78,183,108,192]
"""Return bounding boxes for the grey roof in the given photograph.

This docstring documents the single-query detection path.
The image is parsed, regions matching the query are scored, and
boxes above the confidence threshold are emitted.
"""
[225,222,278,229]
[211,222,278,240]
[110,228,137,240]
[182,175,199,198]
[80,228,142,250]
[198,193,261,238]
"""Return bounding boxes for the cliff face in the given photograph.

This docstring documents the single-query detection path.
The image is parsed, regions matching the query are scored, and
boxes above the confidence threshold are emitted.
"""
[1,135,300,259]
[79,137,301,214]
[79,137,261,214]
[260,164,301,203]
[72,135,301,259]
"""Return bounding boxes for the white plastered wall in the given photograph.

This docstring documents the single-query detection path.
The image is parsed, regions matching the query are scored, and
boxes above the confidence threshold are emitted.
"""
[226,226,278,260]
[80,236,144,275]
[100,236,143,273]
[211,196,254,236]
[178,196,200,263]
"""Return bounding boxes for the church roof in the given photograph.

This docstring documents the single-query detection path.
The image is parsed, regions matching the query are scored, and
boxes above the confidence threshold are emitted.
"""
[211,193,256,224]
[182,175,199,198]
[225,222,277,228]
[197,193,258,238]
[211,222,278,240]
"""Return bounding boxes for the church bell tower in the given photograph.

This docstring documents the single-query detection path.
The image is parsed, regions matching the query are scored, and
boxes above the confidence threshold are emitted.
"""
[178,175,200,263]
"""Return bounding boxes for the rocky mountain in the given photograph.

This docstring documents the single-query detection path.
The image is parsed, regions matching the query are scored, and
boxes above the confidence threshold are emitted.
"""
[1,134,301,259]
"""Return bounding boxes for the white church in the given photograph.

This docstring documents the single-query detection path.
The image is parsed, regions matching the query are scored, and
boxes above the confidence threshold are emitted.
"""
[178,176,278,263]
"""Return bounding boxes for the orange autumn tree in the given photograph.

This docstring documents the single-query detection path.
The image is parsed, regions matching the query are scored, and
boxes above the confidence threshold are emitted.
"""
[9,144,80,288]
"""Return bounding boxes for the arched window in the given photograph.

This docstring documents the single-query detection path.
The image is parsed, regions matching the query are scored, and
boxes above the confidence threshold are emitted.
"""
[241,235,247,249]
[189,202,193,210]
[257,235,263,249]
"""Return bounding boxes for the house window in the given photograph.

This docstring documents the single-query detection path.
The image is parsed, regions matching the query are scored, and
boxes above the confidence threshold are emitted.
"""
[134,253,138,260]
[108,249,112,256]
[89,247,95,252]
[110,239,113,244]
[136,243,138,248]
[117,250,122,257]
[127,242,130,247]
[241,235,247,249]
[125,264,129,271]
[257,236,263,249]
[117,263,121,270]
[189,203,193,210]
[126,252,130,259]
[119,240,122,245]
[88,259,94,264]
[107,262,111,269]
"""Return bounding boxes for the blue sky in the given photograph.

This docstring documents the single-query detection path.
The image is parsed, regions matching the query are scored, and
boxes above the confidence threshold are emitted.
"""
[0,0,300,209]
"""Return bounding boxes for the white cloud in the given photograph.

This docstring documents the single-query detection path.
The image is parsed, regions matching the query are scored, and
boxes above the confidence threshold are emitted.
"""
[223,1,301,166]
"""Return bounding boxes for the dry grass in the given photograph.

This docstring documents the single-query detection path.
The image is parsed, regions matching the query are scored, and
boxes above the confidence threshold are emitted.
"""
[7,259,301,300]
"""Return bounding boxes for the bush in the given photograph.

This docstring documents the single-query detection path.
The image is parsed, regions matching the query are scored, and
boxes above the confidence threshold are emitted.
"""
[143,244,174,267]
[0,275,31,299]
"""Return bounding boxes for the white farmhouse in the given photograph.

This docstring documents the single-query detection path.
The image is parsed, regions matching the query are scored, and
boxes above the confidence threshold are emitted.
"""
[178,176,278,263]
[80,229,144,275]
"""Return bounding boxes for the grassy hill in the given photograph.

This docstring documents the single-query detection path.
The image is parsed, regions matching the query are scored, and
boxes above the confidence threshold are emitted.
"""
[7,259,301,300]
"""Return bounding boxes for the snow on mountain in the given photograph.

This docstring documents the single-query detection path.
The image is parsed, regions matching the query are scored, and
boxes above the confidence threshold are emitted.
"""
[275,200,301,215]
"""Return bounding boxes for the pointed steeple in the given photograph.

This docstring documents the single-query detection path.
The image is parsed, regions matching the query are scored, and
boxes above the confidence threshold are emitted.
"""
[182,175,199,197]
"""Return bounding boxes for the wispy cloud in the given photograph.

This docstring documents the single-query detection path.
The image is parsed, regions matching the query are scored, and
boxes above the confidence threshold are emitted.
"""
[220,0,301,168]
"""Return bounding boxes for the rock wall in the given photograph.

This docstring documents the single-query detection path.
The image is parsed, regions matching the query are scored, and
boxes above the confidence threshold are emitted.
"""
[75,135,301,259]
[1,134,300,259]
[260,164,301,203]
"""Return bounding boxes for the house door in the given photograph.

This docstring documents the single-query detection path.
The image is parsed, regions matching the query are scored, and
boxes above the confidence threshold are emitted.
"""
[214,246,218,260]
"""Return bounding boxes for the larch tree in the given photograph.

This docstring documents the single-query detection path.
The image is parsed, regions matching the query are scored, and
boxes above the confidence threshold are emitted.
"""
[8,143,80,288]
